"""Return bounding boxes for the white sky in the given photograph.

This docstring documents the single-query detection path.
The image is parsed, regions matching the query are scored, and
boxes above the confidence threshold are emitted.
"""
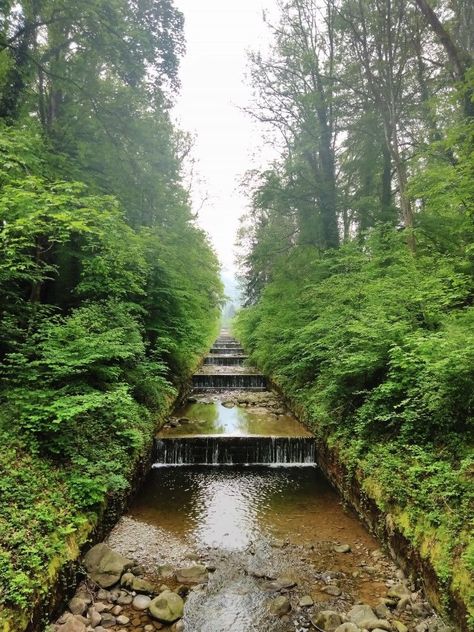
[172,0,276,277]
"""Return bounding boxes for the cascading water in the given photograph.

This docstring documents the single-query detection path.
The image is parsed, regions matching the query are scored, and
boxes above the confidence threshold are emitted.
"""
[154,436,315,465]
[192,373,267,389]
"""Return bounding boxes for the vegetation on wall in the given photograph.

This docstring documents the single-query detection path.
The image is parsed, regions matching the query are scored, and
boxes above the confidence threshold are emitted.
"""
[0,1,222,626]
[236,0,473,626]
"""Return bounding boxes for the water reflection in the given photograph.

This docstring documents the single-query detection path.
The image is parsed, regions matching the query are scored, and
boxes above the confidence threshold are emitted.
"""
[129,466,372,551]
[160,402,312,437]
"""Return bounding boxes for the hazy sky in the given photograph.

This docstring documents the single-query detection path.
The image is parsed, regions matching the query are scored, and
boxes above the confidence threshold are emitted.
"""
[173,0,275,276]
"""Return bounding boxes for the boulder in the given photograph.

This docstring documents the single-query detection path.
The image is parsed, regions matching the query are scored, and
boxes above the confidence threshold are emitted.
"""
[121,573,154,593]
[99,612,116,628]
[387,584,411,601]
[57,616,87,632]
[270,596,291,616]
[312,610,343,631]
[87,607,102,628]
[335,625,360,632]
[83,544,133,589]
[133,594,151,611]
[68,597,88,616]
[149,591,184,623]
[175,564,208,584]
[299,595,314,607]
[347,604,378,627]
[322,585,342,597]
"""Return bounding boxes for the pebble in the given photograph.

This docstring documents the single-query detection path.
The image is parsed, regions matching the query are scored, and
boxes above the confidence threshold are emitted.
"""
[132,594,151,611]
[334,544,351,554]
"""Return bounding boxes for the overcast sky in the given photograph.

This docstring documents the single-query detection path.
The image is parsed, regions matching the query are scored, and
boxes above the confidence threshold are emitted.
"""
[172,0,275,277]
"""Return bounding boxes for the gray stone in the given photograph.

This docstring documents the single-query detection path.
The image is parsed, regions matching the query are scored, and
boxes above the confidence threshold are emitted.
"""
[116,615,130,625]
[57,616,87,632]
[335,625,360,632]
[374,604,390,619]
[157,564,174,579]
[333,544,351,554]
[172,621,185,632]
[299,595,314,607]
[121,573,154,594]
[116,592,133,606]
[96,590,109,601]
[393,621,408,632]
[93,603,107,614]
[387,583,411,600]
[175,564,208,584]
[87,608,102,628]
[322,585,342,597]
[83,544,133,589]
[99,613,116,628]
[312,610,343,631]
[270,596,291,616]
[69,598,88,616]
[347,605,378,627]
[132,594,151,611]
[149,591,184,623]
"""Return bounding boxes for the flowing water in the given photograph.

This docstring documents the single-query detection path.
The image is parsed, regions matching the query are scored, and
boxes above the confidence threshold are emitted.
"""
[105,332,400,631]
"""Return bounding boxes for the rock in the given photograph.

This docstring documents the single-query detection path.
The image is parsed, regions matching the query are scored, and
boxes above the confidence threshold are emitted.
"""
[149,591,184,623]
[393,621,408,632]
[395,596,411,612]
[335,625,359,632]
[83,544,133,589]
[299,595,314,607]
[411,602,431,617]
[99,613,116,628]
[96,590,109,601]
[157,564,174,579]
[94,603,107,614]
[111,605,122,616]
[387,584,411,601]
[175,564,208,584]
[333,544,351,554]
[57,616,87,632]
[172,621,185,632]
[69,597,88,616]
[222,401,235,408]
[347,605,378,627]
[374,604,390,619]
[270,596,291,616]
[116,592,133,606]
[322,585,342,597]
[116,615,130,626]
[366,620,391,631]
[132,594,151,611]
[178,417,190,423]
[312,610,343,631]
[87,608,102,628]
[130,564,145,576]
[121,573,154,594]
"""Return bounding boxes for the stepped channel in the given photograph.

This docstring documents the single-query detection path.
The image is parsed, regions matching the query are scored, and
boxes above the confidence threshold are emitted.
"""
[98,330,442,632]
[155,330,313,465]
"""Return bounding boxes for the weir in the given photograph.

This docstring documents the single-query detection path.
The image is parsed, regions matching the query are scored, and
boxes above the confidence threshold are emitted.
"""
[203,355,248,365]
[154,436,315,465]
[192,373,267,389]
[209,346,245,354]
[159,332,315,465]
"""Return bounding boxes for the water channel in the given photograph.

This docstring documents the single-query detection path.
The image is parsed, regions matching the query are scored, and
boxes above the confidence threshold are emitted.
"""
[101,332,426,631]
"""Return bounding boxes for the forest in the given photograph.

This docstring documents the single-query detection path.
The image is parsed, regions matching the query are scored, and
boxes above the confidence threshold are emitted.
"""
[234,0,473,626]
[0,1,222,628]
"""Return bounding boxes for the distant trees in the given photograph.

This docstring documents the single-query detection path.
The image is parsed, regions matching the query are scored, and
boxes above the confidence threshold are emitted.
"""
[239,0,473,300]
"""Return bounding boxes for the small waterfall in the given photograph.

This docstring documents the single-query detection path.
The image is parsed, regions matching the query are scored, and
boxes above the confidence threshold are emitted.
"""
[203,355,247,366]
[192,374,267,390]
[154,436,316,465]
[209,346,245,355]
